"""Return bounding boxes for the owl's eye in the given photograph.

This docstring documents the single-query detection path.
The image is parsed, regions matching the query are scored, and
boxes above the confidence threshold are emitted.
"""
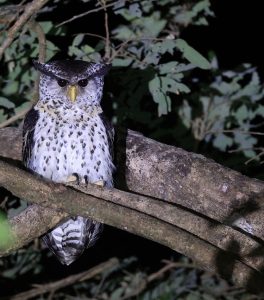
[57,79,68,87]
[78,79,88,87]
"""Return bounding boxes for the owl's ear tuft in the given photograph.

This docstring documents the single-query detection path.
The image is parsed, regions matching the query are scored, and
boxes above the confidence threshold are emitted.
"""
[32,60,45,71]
[32,60,57,78]
[89,63,111,78]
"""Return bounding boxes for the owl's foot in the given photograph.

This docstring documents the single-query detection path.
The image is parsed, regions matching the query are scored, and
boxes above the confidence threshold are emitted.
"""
[93,180,105,187]
[66,174,79,183]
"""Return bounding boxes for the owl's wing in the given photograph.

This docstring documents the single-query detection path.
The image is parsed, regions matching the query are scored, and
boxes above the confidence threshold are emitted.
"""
[22,108,39,166]
[99,113,114,159]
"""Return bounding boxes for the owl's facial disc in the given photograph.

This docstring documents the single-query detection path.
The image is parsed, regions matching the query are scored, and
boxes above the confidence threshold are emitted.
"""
[67,85,77,102]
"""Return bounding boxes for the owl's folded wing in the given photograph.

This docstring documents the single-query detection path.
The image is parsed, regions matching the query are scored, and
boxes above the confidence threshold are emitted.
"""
[22,108,39,166]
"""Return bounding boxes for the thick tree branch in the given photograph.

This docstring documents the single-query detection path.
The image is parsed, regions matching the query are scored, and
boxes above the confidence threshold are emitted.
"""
[1,127,264,293]
[1,159,264,292]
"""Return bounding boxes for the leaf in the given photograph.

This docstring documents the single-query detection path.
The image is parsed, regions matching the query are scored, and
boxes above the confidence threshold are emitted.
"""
[159,62,178,74]
[39,21,53,34]
[152,40,176,55]
[235,105,248,124]
[213,133,233,151]
[112,26,136,40]
[112,58,133,67]
[128,3,142,18]
[149,76,171,116]
[72,34,84,47]
[0,211,14,250]
[68,45,85,57]
[140,14,166,37]
[234,132,257,150]
[0,109,6,122]
[0,97,15,109]
[179,100,192,128]
[110,287,125,300]
[175,39,211,69]
[2,81,19,95]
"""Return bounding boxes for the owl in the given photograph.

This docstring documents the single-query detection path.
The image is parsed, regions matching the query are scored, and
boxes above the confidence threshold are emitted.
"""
[22,60,114,265]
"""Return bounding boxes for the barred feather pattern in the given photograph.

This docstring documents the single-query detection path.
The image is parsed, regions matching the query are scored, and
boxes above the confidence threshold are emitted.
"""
[42,217,103,265]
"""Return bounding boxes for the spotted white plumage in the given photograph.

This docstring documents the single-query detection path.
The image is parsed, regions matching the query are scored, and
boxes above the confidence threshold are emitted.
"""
[22,60,114,265]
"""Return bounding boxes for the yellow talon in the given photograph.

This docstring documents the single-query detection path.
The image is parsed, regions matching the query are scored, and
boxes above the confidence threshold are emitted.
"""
[66,174,78,182]
[94,180,105,187]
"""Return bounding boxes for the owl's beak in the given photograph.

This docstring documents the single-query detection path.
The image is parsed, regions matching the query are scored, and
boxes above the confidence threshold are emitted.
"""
[67,85,78,102]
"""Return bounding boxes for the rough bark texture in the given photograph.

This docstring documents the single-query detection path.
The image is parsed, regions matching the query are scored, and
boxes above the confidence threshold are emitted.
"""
[119,130,264,237]
[1,127,264,293]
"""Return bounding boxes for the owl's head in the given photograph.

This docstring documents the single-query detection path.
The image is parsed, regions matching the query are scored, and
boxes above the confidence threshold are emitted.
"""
[33,60,110,108]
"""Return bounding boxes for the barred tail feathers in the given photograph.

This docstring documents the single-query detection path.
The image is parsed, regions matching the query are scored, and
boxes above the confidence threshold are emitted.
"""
[42,217,103,265]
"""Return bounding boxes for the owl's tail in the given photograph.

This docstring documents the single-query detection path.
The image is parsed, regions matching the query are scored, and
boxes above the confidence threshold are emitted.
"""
[42,217,103,265]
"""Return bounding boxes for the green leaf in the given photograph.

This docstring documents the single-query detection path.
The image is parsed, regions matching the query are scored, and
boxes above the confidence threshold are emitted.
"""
[149,76,171,116]
[112,26,136,40]
[213,133,233,151]
[0,109,6,122]
[110,287,125,300]
[68,45,85,57]
[179,100,192,128]
[159,62,178,74]
[235,105,248,124]
[72,34,84,47]
[0,212,14,250]
[2,81,19,95]
[0,97,15,109]
[39,21,53,34]
[112,58,133,67]
[175,39,211,69]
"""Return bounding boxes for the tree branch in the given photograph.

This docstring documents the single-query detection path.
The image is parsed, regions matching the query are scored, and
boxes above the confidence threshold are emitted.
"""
[56,0,127,28]
[0,0,50,60]
[1,127,264,292]
[11,257,119,300]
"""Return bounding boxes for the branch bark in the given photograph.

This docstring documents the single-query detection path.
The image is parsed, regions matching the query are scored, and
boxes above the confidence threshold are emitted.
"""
[1,127,264,293]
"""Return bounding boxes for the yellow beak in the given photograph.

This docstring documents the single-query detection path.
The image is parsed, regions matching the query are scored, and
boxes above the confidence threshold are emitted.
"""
[67,85,77,102]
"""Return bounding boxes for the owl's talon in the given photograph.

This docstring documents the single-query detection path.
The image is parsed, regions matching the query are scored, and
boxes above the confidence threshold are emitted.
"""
[66,175,78,183]
[94,180,105,187]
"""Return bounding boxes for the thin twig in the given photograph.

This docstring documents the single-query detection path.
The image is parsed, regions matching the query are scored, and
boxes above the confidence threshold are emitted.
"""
[27,20,46,63]
[206,129,264,136]
[121,260,199,300]
[228,147,264,154]
[27,20,46,102]
[0,0,50,60]
[245,151,264,165]
[101,0,111,61]
[0,107,30,129]
[10,258,119,300]
[0,1,26,33]
[74,32,106,41]
[56,0,126,28]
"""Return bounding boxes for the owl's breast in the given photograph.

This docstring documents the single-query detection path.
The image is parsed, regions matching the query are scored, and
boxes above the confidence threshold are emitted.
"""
[29,112,114,185]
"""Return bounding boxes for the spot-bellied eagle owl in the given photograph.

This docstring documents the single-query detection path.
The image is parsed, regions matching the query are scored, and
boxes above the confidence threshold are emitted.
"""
[22,60,114,265]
